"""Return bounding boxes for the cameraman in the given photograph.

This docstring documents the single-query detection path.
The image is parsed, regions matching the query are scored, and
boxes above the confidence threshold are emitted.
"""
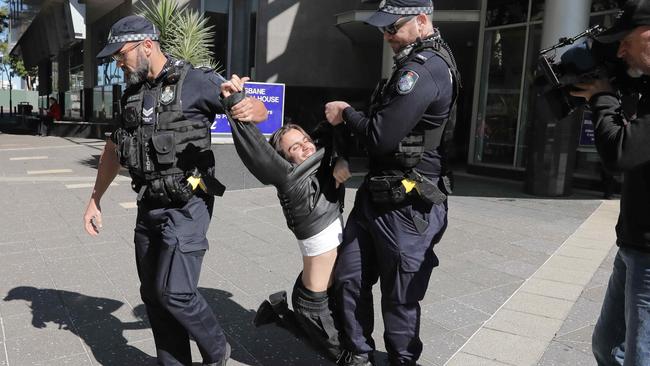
[570,1,650,365]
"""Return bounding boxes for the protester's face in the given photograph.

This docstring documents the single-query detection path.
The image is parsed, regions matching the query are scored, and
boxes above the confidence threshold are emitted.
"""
[383,15,421,52]
[115,42,149,86]
[280,128,316,164]
[617,26,650,75]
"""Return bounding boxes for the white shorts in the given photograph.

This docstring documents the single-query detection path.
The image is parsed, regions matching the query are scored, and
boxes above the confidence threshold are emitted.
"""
[297,215,344,257]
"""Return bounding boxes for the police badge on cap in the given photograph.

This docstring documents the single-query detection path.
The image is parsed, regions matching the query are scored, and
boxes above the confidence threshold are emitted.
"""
[366,0,434,28]
[96,15,160,59]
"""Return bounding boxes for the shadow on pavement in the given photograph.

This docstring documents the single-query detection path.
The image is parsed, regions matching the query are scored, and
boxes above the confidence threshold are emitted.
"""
[3,286,155,365]
[3,285,338,365]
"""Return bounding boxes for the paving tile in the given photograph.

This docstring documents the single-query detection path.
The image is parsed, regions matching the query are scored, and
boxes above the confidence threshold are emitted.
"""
[31,353,93,365]
[520,278,585,301]
[5,331,86,364]
[484,308,563,343]
[537,340,596,366]
[422,298,490,332]
[461,328,548,366]
[446,352,511,366]
[534,266,596,286]
[504,292,575,320]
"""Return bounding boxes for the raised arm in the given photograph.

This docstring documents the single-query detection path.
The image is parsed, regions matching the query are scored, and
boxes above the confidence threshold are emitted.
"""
[220,74,268,123]
[222,92,292,186]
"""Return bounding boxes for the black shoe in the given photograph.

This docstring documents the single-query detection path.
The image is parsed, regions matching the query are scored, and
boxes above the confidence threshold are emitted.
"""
[338,351,373,366]
[253,300,279,327]
[204,342,231,366]
[268,290,289,314]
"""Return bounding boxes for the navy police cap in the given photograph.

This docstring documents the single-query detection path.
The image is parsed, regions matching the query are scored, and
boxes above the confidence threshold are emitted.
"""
[96,15,160,59]
[597,0,650,43]
[365,0,434,28]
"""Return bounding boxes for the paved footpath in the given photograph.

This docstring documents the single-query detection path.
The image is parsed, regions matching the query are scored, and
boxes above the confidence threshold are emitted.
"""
[0,133,617,365]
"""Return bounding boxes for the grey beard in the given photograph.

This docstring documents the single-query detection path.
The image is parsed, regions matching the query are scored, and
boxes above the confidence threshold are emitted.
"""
[125,55,149,86]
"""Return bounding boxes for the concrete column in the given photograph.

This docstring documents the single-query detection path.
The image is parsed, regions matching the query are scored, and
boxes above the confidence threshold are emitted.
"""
[229,0,252,76]
[541,0,591,55]
[526,0,592,196]
[382,41,393,79]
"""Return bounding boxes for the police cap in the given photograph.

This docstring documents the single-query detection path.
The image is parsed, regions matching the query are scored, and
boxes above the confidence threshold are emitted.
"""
[597,0,650,43]
[96,15,160,59]
[365,0,434,28]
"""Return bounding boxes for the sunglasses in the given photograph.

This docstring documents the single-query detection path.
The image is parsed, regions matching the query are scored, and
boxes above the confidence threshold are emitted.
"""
[112,41,143,62]
[380,16,415,35]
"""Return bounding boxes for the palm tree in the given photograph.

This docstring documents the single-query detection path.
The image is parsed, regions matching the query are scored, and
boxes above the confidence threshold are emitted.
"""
[137,0,222,71]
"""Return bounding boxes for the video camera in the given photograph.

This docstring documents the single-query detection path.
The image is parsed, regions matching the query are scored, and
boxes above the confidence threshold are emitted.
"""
[537,25,632,119]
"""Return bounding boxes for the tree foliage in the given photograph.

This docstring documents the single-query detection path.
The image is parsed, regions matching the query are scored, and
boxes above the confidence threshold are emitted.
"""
[137,0,222,71]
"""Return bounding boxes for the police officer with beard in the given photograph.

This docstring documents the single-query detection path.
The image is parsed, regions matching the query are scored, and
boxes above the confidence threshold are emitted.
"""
[82,16,267,366]
[325,1,459,365]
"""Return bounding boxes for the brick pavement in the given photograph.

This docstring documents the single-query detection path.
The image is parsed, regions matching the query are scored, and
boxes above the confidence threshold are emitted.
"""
[0,134,614,365]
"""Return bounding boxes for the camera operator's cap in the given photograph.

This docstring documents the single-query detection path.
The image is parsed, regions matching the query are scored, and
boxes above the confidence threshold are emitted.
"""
[597,0,650,43]
[365,0,434,28]
[96,15,160,59]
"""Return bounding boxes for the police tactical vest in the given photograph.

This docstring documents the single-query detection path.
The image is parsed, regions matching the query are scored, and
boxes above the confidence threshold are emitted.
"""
[115,59,213,196]
[371,34,461,173]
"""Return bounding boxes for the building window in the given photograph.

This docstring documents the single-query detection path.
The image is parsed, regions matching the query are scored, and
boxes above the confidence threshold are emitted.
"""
[486,0,529,27]
[93,61,123,121]
[66,65,83,119]
[204,0,230,72]
[475,27,526,165]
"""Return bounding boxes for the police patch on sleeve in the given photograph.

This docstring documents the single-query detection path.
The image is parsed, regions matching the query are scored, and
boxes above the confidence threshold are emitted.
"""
[396,70,419,95]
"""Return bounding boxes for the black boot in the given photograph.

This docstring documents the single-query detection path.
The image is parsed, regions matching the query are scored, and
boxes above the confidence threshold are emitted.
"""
[338,351,373,366]
[292,273,342,361]
[203,342,231,366]
[253,299,279,327]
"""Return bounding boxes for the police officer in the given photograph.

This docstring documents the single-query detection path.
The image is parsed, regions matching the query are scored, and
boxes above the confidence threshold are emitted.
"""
[325,1,459,365]
[82,15,267,366]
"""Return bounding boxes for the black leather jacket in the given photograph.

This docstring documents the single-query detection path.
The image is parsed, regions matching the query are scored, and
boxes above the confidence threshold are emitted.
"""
[226,113,345,240]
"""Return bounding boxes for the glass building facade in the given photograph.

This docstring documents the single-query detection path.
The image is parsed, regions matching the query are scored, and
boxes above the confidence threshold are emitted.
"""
[470,0,620,181]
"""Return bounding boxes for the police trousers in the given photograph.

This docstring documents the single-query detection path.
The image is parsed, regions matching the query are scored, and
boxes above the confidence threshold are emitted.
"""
[334,186,447,365]
[134,195,227,366]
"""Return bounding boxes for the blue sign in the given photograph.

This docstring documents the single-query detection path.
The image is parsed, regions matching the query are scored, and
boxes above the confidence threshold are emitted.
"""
[579,111,595,146]
[211,82,285,135]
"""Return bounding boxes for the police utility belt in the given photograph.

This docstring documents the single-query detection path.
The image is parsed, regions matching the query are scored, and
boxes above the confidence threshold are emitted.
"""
[131,168,225,206]
[367,170,446,206]
[114,128,225,206]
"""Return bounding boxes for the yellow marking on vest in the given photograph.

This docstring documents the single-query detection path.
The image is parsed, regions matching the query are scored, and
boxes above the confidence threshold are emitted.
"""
[401,179,416,193]
[187,176,201,190]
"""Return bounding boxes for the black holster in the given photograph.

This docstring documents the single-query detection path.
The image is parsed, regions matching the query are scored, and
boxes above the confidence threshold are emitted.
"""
[406,170,447,205]
[367,176,407,204]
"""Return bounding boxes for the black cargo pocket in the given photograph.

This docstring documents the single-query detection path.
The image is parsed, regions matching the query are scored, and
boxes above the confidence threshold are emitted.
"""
[164,239,205,296]
[123,136,140,169]
[151,131,176,165]
[178,237,209,254]
[399,205,432,273]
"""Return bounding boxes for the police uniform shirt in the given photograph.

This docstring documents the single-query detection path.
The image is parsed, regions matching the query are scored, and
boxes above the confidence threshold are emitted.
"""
[148,61,226,123]
[112,59,225,143]
[342,50,454,178]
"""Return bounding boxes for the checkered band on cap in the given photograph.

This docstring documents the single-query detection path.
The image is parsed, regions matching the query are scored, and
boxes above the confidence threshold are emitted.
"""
[381,5,433,15]
[108,33,160,44]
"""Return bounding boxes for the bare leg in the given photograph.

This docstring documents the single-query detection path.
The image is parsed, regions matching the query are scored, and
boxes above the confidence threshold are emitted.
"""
[301,247,337,291]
